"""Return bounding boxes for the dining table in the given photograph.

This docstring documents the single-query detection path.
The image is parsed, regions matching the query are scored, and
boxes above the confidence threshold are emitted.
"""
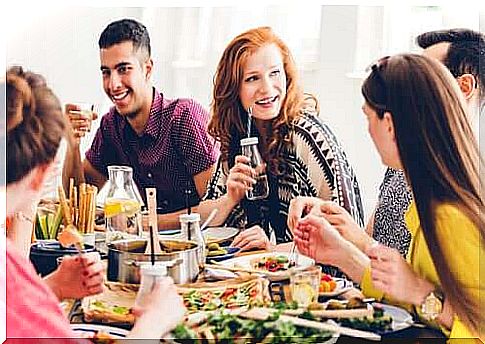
[66,239,447,343]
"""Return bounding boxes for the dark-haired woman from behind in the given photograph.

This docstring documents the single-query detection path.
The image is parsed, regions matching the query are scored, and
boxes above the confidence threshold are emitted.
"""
[291,54,484,339]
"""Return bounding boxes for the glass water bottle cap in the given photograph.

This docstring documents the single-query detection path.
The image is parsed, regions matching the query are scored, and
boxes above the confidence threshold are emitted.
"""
[107,165,133,172]
[240,137,259,146]
[179,213,201,223]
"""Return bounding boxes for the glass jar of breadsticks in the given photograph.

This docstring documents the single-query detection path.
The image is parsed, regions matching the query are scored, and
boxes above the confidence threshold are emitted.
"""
[61,178,98,246]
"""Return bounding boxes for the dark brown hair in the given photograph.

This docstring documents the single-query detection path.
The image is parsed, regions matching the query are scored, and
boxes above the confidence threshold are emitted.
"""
[208,26,309,174]
[362,54,484,335]
[416,28,484,105]
[98,18,151,60]
[4,66,66,185]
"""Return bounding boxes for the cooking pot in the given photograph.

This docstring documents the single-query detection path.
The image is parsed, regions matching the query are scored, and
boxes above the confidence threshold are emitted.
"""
[107,238,202,284]
[29,240,96,276]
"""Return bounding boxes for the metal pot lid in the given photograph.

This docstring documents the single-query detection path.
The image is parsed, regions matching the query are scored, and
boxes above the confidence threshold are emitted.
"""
[107,238,198,254]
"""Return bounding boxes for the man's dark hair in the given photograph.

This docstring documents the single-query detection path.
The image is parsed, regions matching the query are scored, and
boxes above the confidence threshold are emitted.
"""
[416,29,484,99]
[98,18,151,57]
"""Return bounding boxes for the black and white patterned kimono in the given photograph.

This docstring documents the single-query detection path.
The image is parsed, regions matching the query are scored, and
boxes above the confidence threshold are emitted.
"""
[204,111,365,246]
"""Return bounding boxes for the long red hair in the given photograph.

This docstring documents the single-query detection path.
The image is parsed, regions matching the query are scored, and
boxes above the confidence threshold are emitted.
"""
[208,27,309,173]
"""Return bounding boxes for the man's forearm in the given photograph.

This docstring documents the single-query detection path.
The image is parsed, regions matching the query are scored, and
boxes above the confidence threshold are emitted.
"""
[198,195,238,226]
[157,195,238,230]
[62,141,85,191]
[157,208,192,230]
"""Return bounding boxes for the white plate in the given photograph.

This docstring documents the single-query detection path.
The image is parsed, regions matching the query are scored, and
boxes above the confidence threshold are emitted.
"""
[203,226,240,243]
[319,278,353,298]
[70,323,129,339]
[158,228,182,235]
[376,303,413,332]
[218,252,314,281]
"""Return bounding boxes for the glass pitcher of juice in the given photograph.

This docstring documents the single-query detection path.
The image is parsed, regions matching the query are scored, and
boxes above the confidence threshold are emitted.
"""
[103,166,143,243]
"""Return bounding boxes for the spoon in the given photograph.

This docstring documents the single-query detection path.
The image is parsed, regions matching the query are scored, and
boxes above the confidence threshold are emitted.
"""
[145,188,162,255]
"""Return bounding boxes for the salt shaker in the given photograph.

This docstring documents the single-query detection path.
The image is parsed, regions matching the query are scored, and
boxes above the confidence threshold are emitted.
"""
[240,137,269,200]
[134,264,167,309]
[179,213,206,268]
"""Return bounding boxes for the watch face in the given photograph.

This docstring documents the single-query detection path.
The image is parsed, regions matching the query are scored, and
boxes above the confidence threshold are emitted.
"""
[421,292,443,320]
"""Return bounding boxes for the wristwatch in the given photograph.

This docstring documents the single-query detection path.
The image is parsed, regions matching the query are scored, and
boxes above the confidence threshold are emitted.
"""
[420,289,444,321]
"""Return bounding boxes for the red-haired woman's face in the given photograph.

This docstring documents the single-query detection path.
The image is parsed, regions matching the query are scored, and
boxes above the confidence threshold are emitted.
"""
[238,44,286,121]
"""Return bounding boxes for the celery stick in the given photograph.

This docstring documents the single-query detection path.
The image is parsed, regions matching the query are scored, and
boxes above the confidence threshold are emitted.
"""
[35,213,43,240]
[39,215,49,239]
[52,206,63,239]
[47,213,55,239]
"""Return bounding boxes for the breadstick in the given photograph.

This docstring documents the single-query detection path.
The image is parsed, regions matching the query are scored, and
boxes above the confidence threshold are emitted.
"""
[79,184,85,232]
[90,186,98,233]
[73,186,78,226]
[68,178,74,219]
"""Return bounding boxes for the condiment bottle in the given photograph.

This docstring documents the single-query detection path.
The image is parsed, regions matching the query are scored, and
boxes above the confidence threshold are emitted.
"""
[179,213,205,269]
[134,263,167,309]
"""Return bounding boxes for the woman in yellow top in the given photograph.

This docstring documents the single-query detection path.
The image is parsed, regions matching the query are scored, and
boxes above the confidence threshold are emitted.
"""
[290,54,484,340]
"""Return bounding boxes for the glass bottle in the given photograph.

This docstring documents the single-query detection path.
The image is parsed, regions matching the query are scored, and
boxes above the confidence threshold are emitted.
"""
[103,165,143,243]
[179,213,205,269]
[134,263,167,309]
[240,137,269,200]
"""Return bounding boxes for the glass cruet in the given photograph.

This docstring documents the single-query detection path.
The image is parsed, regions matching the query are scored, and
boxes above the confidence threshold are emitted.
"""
[102,165,144,243]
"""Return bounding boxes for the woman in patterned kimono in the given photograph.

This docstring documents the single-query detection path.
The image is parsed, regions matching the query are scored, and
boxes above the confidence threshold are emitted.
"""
[198,27,364,254]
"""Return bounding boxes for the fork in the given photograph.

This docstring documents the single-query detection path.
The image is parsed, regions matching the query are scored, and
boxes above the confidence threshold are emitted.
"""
[288,241,297,267]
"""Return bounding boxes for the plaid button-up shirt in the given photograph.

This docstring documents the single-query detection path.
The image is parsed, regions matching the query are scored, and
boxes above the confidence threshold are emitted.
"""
[86,88,219,213]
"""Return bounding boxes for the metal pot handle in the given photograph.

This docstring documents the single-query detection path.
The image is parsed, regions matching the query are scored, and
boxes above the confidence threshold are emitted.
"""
[124,258,183,268]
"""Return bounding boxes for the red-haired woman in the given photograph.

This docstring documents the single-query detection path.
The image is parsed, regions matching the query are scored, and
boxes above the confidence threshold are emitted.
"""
[198,27,364,261]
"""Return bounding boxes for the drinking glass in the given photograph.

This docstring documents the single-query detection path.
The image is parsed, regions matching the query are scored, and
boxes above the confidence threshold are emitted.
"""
[67,102,96,132]
[290,265,321,307]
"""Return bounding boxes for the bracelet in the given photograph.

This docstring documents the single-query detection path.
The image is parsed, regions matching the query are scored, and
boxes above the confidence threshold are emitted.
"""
[13,211,34,223]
